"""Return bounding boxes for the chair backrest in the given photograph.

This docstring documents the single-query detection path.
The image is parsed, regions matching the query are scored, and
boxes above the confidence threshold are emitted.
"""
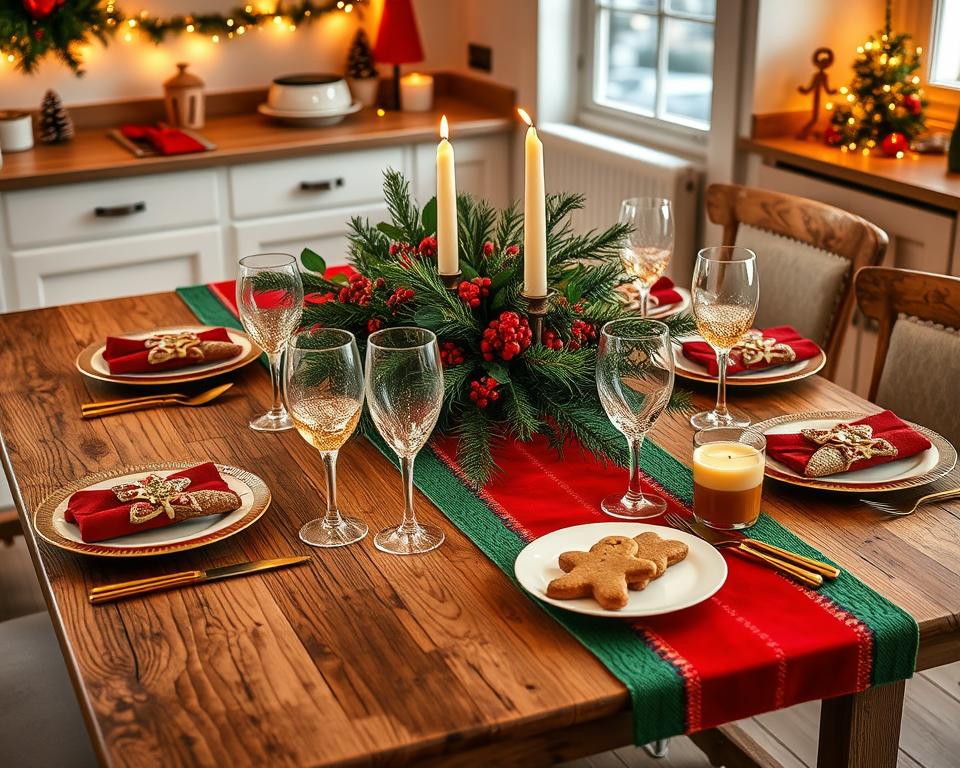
[706,184,888,380]
[855,266,960,445]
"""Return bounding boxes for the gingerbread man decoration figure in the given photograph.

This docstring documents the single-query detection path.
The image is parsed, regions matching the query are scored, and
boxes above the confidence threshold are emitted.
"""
[797,47,837,140]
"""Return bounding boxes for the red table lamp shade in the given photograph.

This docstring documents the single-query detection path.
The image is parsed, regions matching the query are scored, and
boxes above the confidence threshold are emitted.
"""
[374,0,424,64]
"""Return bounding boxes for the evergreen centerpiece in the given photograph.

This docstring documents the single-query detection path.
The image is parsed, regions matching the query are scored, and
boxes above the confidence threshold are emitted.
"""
[825,4,926,157]
[278,171,694,487]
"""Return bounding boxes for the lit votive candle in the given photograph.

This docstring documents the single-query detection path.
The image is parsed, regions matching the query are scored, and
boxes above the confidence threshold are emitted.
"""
[400,73,434,112]
[693,428,766,530]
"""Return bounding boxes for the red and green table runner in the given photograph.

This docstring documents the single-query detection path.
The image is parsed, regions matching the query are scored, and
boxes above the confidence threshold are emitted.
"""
[178,281,919,745]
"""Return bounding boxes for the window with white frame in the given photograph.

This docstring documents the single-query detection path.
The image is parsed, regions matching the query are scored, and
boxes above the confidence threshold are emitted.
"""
[586,0,716,131]
[930,0,960,90]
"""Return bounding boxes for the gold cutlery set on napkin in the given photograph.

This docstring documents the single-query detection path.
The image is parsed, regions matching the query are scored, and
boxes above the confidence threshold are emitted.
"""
[81,382,234,418]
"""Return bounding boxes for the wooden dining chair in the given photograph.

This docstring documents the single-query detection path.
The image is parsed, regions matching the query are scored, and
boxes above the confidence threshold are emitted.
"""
[855,266,960,446]
[706,184,888,380]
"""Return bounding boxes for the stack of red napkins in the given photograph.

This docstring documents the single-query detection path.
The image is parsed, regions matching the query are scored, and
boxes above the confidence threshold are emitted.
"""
[682,325,820,375]
[120,124,206,156]
[104,328,241,374]
[66,463,242,543]
[766,411,931,478]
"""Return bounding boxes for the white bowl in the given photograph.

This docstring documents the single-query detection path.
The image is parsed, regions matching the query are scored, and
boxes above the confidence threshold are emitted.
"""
[267,74,353,114]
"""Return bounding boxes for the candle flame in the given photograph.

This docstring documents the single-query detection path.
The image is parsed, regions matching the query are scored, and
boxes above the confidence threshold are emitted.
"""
[440,114,449,140]
[517,107,533,127]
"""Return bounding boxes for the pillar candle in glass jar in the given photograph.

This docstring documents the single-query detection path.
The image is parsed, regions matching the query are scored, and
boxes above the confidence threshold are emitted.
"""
[399,73,434,112]
[693,428,766,530]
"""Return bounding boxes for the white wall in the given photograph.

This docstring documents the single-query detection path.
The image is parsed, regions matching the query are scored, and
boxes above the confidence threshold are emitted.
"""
[752,0,884,114]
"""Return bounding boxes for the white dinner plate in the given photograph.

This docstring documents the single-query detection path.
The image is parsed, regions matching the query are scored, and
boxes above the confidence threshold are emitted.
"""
[753,411,957,492]
[672,335,826,387]
[33,462,271,557]
[514,522,727,618]
[258,101,362,126]
[76,326,260,386]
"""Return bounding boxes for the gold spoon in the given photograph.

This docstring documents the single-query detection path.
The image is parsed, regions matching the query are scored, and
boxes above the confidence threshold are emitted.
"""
[81,383,234,418]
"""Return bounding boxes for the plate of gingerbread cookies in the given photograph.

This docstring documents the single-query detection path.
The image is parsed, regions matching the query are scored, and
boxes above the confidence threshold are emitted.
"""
[513,523,727,617]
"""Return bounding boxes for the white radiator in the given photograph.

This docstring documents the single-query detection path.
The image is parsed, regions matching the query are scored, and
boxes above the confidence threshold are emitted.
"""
[540,123,701,283]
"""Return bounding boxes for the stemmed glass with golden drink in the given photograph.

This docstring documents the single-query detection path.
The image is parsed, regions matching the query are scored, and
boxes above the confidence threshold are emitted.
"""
[365,327,445,555]
[618,198,674,317]
[285,328,368,547]
[237,253,304,432]
[690,246,758,429]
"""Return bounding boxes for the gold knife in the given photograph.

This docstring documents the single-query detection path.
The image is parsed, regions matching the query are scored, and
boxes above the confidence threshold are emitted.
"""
[89,555,311,605]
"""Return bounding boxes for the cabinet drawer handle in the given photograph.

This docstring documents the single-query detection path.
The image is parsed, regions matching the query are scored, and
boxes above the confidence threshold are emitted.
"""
[94,202,146,218]
[299,178,344,192]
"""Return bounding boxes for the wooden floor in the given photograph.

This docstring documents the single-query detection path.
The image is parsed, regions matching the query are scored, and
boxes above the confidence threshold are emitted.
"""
[1,533,958,768]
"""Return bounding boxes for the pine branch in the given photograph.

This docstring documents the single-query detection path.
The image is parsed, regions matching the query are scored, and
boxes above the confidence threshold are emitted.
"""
[452,409,499,488]
[382,170,423,244]
[504,379,539,441]
[494,202,523,251]
[540,398,626,466]
[522,346,596,396]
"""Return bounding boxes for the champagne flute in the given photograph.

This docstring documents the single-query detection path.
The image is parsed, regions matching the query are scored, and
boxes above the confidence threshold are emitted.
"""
[285,328,367,547]
[618,197,674,317]
[237,253,304,432]
[365,327,445,555]
[596,318,675,519]
[690,246,758,429]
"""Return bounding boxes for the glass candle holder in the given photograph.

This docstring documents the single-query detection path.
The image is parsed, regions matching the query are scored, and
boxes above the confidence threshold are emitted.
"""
[693,427,766,530]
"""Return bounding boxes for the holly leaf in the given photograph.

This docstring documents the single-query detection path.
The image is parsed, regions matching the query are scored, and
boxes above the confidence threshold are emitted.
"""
[330,273,350,285]
[484,361,511,384]
[490,261,519,290]
[377,222,405,241]
[460,261,479,280]
[421,197,437,235]
[300,248,326,274]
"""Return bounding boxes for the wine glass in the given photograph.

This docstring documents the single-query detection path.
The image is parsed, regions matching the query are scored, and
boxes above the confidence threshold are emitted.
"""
[365,327,445,555]
[285,328,367,547]
[596,318,675,519]
[618,197,674,317]
[237,253,304,432]
[690,246,759,429]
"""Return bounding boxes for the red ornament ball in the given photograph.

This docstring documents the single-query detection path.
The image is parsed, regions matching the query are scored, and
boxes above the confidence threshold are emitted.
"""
[823,125,842,146]
[480,311,532,361]
[880,132,908,157]
[23,0,58,21]
[904,93,922,116]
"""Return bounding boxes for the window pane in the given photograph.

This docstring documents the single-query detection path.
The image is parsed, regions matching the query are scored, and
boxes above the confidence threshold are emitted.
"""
[666,0,715,19]
[602,0,658,11]
[931,0,960,88]
[663,17,713,126]
[596,9,658,115]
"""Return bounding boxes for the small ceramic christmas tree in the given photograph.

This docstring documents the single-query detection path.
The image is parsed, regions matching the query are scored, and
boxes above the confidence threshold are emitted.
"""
[347,29,376,80]
[39,90,74,144]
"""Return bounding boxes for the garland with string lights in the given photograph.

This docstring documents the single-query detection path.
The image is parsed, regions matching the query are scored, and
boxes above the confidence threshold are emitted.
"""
[1,0,362,75]
[824,1,926,158]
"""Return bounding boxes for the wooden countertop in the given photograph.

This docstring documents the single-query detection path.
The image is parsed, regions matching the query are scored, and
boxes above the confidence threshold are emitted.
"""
[742,135,960,212]
[0,96,512,192]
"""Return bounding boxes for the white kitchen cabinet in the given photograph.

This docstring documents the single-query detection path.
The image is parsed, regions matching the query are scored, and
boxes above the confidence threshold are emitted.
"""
[413,135,511,208]
[10,226,223,310]
[230,204,389,274]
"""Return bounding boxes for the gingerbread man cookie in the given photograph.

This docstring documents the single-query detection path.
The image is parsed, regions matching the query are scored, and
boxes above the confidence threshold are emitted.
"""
[549,536,657,610]
[632,532,688,577]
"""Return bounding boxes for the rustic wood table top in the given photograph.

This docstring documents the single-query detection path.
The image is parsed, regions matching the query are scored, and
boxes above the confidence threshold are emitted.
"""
[1,293,959,768]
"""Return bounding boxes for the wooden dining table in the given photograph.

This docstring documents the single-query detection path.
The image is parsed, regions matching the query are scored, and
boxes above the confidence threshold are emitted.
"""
[1,291,959,768]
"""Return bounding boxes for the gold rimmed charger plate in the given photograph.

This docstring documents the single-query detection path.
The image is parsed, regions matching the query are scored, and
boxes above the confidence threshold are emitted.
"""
[753,411,957,493]
[33,462,271,557]
[673,338,826,387]
[76,326,261,386]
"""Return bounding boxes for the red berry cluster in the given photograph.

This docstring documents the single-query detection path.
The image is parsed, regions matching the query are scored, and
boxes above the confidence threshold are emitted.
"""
[457,276,491,308]
[567,319,597,351]
[367,318,383,333]
[482,241,495,257]
[469,376,500,409]
[481,311,532,361]
[418,235,437,258]
[338,274,375,305]
[386,287,415,313]
[504,244,520,256]
[542,329,564,351]
[439,341,465,367]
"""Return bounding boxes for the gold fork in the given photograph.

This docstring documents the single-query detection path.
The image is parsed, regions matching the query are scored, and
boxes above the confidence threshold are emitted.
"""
[81,383,233,418]
[663,512,824,588]
[860,487,960,516]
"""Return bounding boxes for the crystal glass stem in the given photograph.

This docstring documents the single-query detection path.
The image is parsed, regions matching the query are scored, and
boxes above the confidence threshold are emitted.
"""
[321,450,343,528]
[715,349,730,420]
[637,282,651,318]
[399,455,419,535]
[626,435,646,502]
[267,350,285,419]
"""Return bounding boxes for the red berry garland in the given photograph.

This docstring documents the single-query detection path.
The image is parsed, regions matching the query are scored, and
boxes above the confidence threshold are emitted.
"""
[480,311,532,361]
[439,341,465,367]
[468,376,500,409]
[457,276,491,308]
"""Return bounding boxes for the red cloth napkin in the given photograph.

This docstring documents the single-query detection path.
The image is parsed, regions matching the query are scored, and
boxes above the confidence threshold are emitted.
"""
[120,123,206,156]
[65,463,240,543]
[104,327,236,374]
[682,325,820,375]
[650,276,682,307]
[765,411,931,477]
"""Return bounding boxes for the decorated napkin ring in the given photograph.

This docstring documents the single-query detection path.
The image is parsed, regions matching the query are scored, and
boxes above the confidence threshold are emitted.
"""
[143,331,243,366]
[112,475,241,524]
[800,423,898,477]
[733,330,797,369]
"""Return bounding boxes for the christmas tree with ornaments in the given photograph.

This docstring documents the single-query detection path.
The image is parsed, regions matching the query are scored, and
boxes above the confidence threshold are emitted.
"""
[825,2,926,158]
